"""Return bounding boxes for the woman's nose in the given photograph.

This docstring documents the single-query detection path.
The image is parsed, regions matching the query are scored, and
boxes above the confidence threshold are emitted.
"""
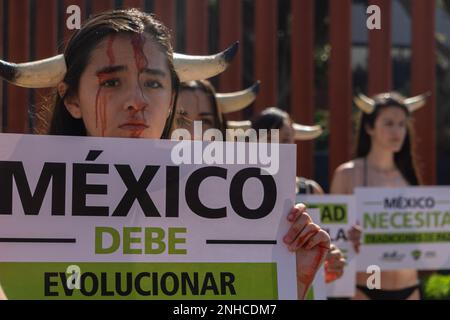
[124,86,148,112]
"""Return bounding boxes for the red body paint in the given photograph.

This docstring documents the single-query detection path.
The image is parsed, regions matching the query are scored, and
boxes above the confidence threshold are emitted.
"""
[95,34,116,137]
[131,33,149,72]
[297,245,329,285]
[129,33,150,138]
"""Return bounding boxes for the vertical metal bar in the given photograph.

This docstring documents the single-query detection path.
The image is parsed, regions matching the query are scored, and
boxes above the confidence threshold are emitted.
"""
[6,0,30,133]
[368,0,392,95]
[122,0,145,9]
[34,0,57,132]
[90,0,114,15]
[411,0,436,185]
[153,0,176,47]
[253,0,278,114]
[186,0,208,54]
[328,0,352,179]
[218,0,243,120]
[291,0,315,178]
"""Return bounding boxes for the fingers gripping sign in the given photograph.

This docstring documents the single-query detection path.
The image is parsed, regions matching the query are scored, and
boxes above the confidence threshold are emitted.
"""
[348,224,363,254]
[324,244,346,283]
[283,203,331,299]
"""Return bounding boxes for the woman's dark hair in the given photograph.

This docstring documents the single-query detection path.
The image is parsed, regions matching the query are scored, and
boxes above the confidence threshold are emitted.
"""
[355,94,421,185]
[39,9,179,138]
[178,80,227,136]
[251,107,290,137]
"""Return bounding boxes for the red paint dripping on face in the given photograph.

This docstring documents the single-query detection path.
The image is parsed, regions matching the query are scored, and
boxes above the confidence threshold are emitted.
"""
[128,33,150,138]
[95,34,117,137]
[130,33,149,73]
[106,34,116,66]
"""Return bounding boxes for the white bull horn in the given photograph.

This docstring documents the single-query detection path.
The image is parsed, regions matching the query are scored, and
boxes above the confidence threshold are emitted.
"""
[216,81,260,114]
[404,92,430,113]
[293,123,323,141]
[226,120,252,130]
[354,93,376,114]
[174,42,239,82]
[0,54,67,88]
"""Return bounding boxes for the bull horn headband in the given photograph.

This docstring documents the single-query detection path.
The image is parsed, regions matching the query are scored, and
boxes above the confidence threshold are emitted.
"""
[0,42,239,88]
[354,92,430,114]
[216,81,260,114]
[292,123,323,141]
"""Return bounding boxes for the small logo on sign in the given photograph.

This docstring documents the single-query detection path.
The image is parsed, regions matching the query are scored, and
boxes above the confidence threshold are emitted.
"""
[411,250,422,261]
[381,251,405,262]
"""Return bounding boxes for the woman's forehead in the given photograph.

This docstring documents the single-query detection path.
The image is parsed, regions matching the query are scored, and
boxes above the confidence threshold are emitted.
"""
[179,90,214,116]
[87,33,168,71]
[378,106,408,119]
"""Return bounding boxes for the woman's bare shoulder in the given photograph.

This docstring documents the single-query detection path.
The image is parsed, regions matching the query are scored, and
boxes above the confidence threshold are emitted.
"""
[334,158,363,176]
[330,158,363,194]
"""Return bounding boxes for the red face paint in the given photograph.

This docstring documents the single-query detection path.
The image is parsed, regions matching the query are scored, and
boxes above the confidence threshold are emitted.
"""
[131,33,149,73]
[95,34,116,137]
[128,33,150,138]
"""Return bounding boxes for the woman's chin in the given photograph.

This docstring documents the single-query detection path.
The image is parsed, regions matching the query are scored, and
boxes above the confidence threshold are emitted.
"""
[125,130,161,140]
[391,145,403,153]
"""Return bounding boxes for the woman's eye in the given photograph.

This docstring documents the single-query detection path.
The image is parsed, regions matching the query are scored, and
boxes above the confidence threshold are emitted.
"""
[145,80,163,89]
[100,79,120,87]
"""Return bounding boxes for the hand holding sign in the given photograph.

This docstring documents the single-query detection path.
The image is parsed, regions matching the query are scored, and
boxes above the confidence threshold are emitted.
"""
[283,203,331,299]
[348,224,363,254]
[324,244,346,283]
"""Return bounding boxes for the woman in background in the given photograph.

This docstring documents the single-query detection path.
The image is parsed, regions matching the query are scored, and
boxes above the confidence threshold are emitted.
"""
[330,91,428,300]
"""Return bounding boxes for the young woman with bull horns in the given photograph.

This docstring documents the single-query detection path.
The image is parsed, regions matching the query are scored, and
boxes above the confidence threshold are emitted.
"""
[0,8,330,300]
[173,79,260,137]
[330,91,429,300]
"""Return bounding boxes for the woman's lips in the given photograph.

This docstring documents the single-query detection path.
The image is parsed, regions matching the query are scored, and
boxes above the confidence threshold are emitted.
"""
[119,122,149,131]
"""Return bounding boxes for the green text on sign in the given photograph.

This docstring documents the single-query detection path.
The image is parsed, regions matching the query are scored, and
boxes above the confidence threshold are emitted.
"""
[364,232,450,244]
[0,262,278,300]
[308,203,348,224]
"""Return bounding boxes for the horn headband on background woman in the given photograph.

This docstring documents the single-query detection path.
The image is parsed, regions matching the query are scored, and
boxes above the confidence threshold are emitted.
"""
[353,91,430,114]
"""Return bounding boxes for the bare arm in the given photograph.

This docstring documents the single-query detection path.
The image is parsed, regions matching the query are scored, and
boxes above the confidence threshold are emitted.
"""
[330,162,362,253]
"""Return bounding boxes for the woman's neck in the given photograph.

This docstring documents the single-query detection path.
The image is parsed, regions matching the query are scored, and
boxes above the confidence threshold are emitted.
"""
[366,144,396,171]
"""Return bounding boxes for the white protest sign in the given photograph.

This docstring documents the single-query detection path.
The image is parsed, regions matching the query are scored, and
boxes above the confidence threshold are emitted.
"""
[307,264,327,300]
[0,134,297,299]
[296,195,356,297]
[356,187,450,271]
